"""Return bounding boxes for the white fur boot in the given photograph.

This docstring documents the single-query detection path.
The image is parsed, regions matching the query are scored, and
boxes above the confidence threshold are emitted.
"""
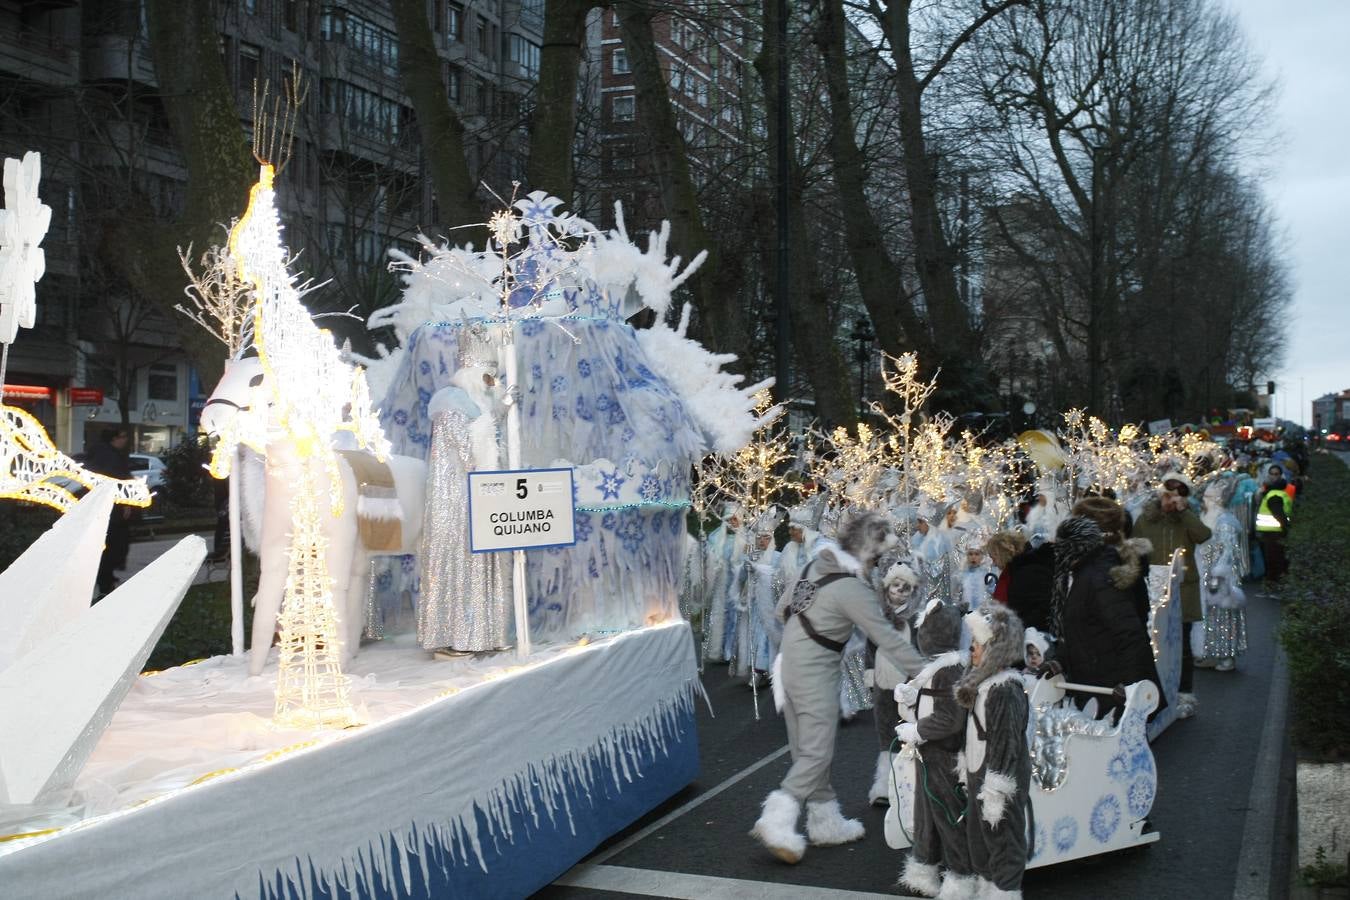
[975,877,1021,899]
[750,790,806,864]
[869,750,893,806]
[805,798,865,845]
[938,872,980,900]
[898,857,941,897]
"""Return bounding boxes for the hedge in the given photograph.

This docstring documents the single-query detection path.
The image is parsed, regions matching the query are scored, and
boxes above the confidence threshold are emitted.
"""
[1277,452,1350,761]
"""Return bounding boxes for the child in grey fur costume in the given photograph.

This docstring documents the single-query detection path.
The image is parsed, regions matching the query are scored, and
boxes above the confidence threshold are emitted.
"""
[751,512,927,864]
[959,605,1031,900]
[894,599,970,898]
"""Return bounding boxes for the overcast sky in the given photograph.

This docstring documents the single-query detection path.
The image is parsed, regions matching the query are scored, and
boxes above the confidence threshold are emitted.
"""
[1224,0,1350,426]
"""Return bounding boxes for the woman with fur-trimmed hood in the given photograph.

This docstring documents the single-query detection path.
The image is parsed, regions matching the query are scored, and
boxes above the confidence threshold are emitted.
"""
[959,605,1032,900]
[1050,514,1166,722]
[894,600,970,899]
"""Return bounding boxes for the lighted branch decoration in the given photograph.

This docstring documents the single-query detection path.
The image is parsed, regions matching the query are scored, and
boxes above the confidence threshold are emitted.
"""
[693,390,792,525]
[1058,410,1150,501]
[175,233,255,361]
[871,351,941,500]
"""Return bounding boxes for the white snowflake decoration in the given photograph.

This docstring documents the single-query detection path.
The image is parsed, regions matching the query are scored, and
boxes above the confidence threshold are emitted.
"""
[0,152,52,345]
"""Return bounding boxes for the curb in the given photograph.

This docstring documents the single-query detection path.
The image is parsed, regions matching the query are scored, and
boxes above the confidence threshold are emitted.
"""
[1234,631,1290,899]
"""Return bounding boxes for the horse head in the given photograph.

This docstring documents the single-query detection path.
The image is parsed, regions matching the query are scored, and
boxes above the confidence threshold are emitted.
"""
[202,356,271,453]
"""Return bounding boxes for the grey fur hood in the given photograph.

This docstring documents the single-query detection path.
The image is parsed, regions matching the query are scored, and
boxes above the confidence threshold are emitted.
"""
[956,605,1026,709]
[1108,537,1153,590]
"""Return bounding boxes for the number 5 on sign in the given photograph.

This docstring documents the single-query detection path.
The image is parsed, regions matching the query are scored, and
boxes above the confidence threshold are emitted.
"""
[467,467,576,553]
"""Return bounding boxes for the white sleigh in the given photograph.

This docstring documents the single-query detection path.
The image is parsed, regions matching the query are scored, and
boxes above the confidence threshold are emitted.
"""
[884,678,1162,867]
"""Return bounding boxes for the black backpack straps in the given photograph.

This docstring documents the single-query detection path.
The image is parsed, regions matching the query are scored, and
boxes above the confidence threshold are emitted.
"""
[796,611,848,653]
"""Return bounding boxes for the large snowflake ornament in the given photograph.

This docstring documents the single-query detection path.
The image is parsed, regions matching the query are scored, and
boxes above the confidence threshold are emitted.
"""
[0,151,52,344]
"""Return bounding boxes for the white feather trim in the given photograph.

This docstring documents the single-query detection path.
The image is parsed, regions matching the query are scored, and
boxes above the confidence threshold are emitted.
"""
[978,770,1018,827]
[771,652,785,713]
[356,495,403,522]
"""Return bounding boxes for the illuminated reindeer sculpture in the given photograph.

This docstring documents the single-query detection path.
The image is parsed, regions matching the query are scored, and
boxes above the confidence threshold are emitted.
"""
[202,140,422,724]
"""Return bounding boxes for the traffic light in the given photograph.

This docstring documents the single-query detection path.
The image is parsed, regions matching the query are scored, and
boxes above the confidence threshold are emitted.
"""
[1267,380,1276,396]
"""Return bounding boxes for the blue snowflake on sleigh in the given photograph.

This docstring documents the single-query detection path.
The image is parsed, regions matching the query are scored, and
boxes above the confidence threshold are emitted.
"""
[1090,794,1121,843]
[639,474,663,502]
[616,510,646,552]
[1052,816,1078,853]
[1127,776,1155,818]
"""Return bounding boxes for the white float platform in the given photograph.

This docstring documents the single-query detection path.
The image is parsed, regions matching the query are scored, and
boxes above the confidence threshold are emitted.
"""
[0,621,702,899]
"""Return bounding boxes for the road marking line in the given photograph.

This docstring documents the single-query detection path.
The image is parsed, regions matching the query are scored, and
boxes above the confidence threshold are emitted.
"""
[555,864,917,899]
[1233,637,1289,900]
[584,743,791,867]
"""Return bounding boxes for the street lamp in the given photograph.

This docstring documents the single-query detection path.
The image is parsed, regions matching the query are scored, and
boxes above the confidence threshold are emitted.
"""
[850,316,874,411]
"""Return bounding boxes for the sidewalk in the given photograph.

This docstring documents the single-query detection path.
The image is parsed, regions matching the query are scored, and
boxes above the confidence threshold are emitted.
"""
[122,532,225,587]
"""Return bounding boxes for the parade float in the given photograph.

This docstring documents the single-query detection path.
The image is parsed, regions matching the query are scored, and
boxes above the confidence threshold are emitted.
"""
[0,101,767,895]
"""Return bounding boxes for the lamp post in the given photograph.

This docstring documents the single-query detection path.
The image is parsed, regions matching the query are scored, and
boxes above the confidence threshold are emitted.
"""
[850,316,874,412]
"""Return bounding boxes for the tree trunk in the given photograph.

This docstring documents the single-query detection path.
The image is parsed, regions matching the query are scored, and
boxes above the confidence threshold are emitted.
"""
[754,0,855,427]
[611,0,747,359]
[525,0,594,205]
[813,0,927,360]
[882,2,974,361]
[390,0,482,240]
[144,0,257,389]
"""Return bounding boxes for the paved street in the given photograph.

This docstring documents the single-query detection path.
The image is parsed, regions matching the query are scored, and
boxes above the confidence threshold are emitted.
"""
[537,589,1292,899]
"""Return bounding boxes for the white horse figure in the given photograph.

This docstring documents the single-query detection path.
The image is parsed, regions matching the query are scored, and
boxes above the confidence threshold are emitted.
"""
[202,356,426,676]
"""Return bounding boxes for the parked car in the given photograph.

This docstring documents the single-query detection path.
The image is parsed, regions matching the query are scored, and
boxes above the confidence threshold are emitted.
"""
[129,453,167,489]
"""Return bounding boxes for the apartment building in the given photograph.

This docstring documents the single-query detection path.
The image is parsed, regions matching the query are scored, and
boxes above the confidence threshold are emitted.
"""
[0,0,539,454]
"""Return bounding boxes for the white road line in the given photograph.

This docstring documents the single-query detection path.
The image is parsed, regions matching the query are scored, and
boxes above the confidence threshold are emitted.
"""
[555,864,916,900]
[584,743,791,867]
[1233,640,1290,900]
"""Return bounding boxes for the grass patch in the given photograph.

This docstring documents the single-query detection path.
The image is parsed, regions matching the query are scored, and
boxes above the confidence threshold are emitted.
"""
[1277,452,1350,761]
[144,557,258,672]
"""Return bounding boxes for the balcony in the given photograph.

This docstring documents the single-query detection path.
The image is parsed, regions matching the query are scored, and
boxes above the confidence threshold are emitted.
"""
[0,22,78,85]
[81,34,158,89]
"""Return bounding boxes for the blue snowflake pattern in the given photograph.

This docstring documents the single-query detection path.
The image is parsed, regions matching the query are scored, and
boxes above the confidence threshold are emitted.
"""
[550,375,568,393]
[577,359,592,378]
[375,569,393,591]
[419,360,432,375]
[575,396,594,422]
[671,511,683,535]
[622,426,636,444]
[602,512,617,531]
[520,318,544,337]
[636,364,657,381]
[598,469,626,500]
[1120,710,1148,753]
[1030,820,1048,860]
[393,409,408,426]
[574,512,593,542]
[639,474,663,502]
[1129,747,1155,778]
[1107,753,1130,783]
[596,392,613,411]
[650,511,664,533]
[552,403,568,422]
[615,353,627,373]
[1127,776,1155,818]
[1090,795,1121,844]
[606,403,627,427]
[530,363,543,380]
[399,555,416,574]
[1053,816,1078,853]
[417,387,432,409]
[616,511,645,553]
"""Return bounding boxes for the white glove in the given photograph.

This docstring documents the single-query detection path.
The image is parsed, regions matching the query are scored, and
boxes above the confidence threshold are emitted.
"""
[895,682,920,707]
[895,722,922,745]
[978,772,1017,827]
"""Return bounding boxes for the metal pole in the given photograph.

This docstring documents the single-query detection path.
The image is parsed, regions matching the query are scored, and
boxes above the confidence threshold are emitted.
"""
[773,0,791,403]
[504,323,532,659]
[229,447,244,656]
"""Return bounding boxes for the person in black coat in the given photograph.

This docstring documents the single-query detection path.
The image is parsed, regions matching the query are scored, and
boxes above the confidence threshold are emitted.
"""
[999,541,1055,633]
[1050,515,1166,722]
[86,428,133,595]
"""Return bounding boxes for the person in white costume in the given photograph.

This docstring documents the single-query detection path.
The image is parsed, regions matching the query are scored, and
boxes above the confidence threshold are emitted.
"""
[866,561,922,806]
[1196,478,1248,672]
[1023,476,1068,548]
[777,506,819,590]
[752,512,926,864]
[727,513,783,683]
[703,503,745,663]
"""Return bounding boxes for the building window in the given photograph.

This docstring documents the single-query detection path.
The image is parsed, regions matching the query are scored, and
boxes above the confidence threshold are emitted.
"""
[284,0,300,31]
[669,64,683,92]
[238,43,261,91]
[448,3,462,41]
[508,34,540,78]
[445,63,462,103]
[243,0,258,15]
[476,78,491,115]
[477,16,488,54]
[611,95,635,123]
[433,0,444,33]
[147,364,178,403]
[612,47,630,75]
[319,7,344,40]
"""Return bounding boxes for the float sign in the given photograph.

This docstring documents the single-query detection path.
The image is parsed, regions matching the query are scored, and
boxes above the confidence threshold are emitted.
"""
[468,467,576,553]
